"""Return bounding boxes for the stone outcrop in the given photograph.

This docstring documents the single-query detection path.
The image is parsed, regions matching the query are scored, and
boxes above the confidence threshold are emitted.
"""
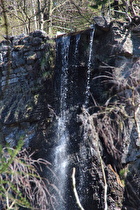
[0,30,55,149]
[0,21,140,210]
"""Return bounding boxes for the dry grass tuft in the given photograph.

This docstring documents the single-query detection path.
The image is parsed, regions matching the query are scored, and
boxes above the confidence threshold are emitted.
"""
[0,143,56,210]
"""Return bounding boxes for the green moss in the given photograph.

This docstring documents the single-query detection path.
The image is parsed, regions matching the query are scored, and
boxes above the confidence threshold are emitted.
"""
[119,168,129,185]
[42,71,52,79]
[40,49,55,79]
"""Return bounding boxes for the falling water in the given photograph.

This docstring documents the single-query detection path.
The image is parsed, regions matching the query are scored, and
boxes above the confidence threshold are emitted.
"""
[54,29,94,209]
[54,36,70,209]
[85,27,95,107]
[74,34,81,67]
[78,28,95,206]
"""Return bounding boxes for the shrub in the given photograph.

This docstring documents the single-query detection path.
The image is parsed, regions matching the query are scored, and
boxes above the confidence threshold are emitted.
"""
[0,140,54,210]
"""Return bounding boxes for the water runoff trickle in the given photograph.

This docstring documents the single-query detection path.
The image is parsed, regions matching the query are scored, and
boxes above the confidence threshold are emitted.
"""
[74,34,81,67]
[54,35,70,210]
[84,26,95,107]
[78,26,95,206]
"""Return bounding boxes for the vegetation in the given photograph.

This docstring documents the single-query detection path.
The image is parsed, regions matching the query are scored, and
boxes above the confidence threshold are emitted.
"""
[0,140,55,210]
[119,167,129,185]
[0,0,139,40]
[0,0,139,209]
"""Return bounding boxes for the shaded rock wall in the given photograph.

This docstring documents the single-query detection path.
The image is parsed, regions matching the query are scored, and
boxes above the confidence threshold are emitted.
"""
[0,21,140,210]
[0,30,55,149]
[78,21,140,210]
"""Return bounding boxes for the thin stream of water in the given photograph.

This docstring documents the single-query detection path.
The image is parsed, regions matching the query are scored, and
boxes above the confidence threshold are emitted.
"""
[54,36,70,210]
[75,34,81,67]
[85,28,95,107]
[78,28,95,206]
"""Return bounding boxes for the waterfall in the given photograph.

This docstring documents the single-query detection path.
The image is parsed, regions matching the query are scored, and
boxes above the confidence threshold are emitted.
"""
[53,29,94,209]
[85,28,95,107]
[54,36,70,210]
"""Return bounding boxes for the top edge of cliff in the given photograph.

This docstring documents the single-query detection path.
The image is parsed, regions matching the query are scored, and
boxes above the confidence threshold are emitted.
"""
[1,15,140,45]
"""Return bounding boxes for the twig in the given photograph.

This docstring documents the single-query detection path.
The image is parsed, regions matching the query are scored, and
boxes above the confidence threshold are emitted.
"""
[72,167,84,210]
[98,154,108,210]
[134,104,140,140]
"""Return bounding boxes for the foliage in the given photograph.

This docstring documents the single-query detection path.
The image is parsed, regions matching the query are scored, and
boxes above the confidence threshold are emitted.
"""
[78,57,140,206]
[0,0,139,40]
[0,140,55,210]
[119,168,129,185]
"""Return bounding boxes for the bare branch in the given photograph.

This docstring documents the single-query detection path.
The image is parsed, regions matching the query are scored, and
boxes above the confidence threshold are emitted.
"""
[72,167,85,210]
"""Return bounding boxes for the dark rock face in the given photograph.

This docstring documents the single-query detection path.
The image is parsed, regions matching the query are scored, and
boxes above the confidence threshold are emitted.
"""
[0,22,140,210]
[0,30,55,149]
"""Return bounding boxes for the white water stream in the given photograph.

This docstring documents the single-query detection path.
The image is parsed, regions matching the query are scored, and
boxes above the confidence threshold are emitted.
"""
[54,36,70,208]
[75,34,81,67]
[85,28,95,107]
[78,28,95,205]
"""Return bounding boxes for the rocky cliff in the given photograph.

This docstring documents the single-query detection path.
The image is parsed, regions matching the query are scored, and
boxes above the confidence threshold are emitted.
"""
[0,20,140,210]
